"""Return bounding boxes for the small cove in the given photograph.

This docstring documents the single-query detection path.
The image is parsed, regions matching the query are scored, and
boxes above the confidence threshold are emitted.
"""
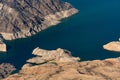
[0,0,120,69]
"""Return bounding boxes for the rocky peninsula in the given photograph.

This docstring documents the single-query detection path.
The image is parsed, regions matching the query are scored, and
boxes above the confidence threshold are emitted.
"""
[0,0,78,52]
[4,48,120,80]
[103,41,120,52]
[1,0,120,80]
[0,0,78,40]
[27,47,80,64]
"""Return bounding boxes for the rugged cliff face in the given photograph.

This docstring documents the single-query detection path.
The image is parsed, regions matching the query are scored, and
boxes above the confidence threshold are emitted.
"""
[0,0,78,40]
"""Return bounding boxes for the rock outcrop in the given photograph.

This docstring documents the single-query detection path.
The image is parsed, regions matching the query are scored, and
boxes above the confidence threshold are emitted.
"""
[0,63,16,79]
[103,41,120,52]
[0,38,6,52]
[0,43,6,52]
[4,57,120,80]
[0,0,78,40]
[27,47,80,64]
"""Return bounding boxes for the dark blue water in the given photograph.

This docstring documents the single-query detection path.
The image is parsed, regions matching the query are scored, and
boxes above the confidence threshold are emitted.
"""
[0,0,120,69]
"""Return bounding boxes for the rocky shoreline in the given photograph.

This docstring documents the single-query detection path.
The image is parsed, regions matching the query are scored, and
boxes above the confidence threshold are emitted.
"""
[0,8,78,40]
[0,0,78,52]
[0,0,78,40]
[4,48,120,80]
[1,0,120,80]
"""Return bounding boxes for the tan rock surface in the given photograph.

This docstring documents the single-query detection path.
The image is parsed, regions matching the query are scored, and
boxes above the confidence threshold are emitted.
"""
[3,47,120,80]
[0,0,78,40]
[0,38,6,52]
[27,47,80,64]
[103,41,120,52]
[4,57,120,80]
[0,43,6,52]
[0,63,16,79]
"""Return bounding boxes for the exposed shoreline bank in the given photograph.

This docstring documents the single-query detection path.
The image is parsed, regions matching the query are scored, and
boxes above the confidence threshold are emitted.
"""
[0,8,78,52]
[0,8,78,41]
[4,47,120,80]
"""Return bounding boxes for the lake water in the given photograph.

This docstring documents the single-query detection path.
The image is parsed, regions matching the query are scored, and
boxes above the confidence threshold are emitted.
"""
[0,0,120,69]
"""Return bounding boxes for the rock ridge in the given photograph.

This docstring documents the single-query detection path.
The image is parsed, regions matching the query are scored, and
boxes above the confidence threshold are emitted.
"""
[0,0,78,40]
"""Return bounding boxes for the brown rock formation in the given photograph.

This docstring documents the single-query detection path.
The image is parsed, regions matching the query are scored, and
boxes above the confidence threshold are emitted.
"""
[0,0,78,40]
[3,48,120,80]
[0,37,6,52]
[103,41,120,52]
[27,47,80,64]
[4,57,120,80]
[0,43,6,52]
[0,63,16,79]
